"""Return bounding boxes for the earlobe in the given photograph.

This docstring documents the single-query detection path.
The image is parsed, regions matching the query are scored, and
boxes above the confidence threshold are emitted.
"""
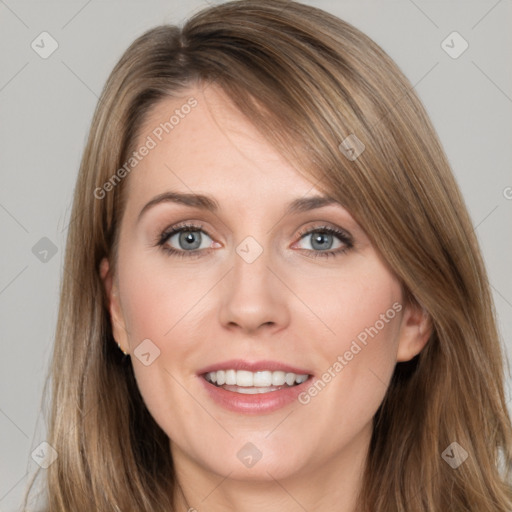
[99,257,129,355]
[396,302,432,362]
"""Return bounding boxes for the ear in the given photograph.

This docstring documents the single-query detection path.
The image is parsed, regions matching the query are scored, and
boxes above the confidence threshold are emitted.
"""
[100,258,129,355]
[396,301,432,362]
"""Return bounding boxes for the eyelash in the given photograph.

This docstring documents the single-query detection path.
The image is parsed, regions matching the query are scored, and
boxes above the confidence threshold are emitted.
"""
[155,222,354,260]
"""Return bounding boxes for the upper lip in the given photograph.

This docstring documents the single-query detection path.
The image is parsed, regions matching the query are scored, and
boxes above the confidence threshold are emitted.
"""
[197,359,313,376]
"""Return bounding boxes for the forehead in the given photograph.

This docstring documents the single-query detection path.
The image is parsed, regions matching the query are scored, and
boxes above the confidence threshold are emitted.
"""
[124,84,324,210]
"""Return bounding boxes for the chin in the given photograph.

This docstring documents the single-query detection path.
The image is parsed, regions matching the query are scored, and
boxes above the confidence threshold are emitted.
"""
[198,447,307,482]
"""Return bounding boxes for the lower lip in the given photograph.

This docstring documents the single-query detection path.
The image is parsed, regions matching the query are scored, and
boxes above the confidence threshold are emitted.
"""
[199,375,312,414]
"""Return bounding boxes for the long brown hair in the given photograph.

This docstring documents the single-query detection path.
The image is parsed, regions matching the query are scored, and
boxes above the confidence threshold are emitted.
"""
[24,1,512,510]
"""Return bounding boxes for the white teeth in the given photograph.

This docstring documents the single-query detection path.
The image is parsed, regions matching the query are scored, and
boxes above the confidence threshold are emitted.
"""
[285,373,296,386]
[236,370,253,387]
[223,385,279,394]
[272,371,286,386]
[253,371,272,387]
[225,369,237,385]
[204,369,309,387]
[295,374,308,384]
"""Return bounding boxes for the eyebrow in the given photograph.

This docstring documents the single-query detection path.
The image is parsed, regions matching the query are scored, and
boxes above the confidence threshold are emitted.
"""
[137,191,341,222]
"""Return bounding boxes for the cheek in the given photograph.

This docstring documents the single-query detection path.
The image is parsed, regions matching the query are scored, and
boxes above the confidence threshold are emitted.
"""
[115,251,213,431]
[292,259,403,362]
[118,250,208,344]
[291,262,403,437]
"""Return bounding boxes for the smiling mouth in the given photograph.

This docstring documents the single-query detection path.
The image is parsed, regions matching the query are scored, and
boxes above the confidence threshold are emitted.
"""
[203,369,311,394]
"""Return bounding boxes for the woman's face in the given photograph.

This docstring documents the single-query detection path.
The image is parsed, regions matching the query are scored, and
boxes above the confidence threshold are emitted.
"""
[102,84,429,484]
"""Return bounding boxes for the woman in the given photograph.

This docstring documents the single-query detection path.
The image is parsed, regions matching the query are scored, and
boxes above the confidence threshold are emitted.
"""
[24,0,512,510]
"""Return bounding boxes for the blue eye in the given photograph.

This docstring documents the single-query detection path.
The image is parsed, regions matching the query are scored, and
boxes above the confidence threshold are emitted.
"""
[294,226,353,259]
[156,223,353,259]
[157,223,213,258]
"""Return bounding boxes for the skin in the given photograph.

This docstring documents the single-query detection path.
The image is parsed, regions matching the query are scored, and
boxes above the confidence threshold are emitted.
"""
[101,83,431,512]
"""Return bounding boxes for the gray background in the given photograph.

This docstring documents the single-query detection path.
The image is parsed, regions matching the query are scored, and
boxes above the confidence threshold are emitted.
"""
[1,0,511,510]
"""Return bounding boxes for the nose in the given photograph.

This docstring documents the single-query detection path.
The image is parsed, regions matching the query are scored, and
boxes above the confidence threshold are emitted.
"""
[218,243,290,335]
